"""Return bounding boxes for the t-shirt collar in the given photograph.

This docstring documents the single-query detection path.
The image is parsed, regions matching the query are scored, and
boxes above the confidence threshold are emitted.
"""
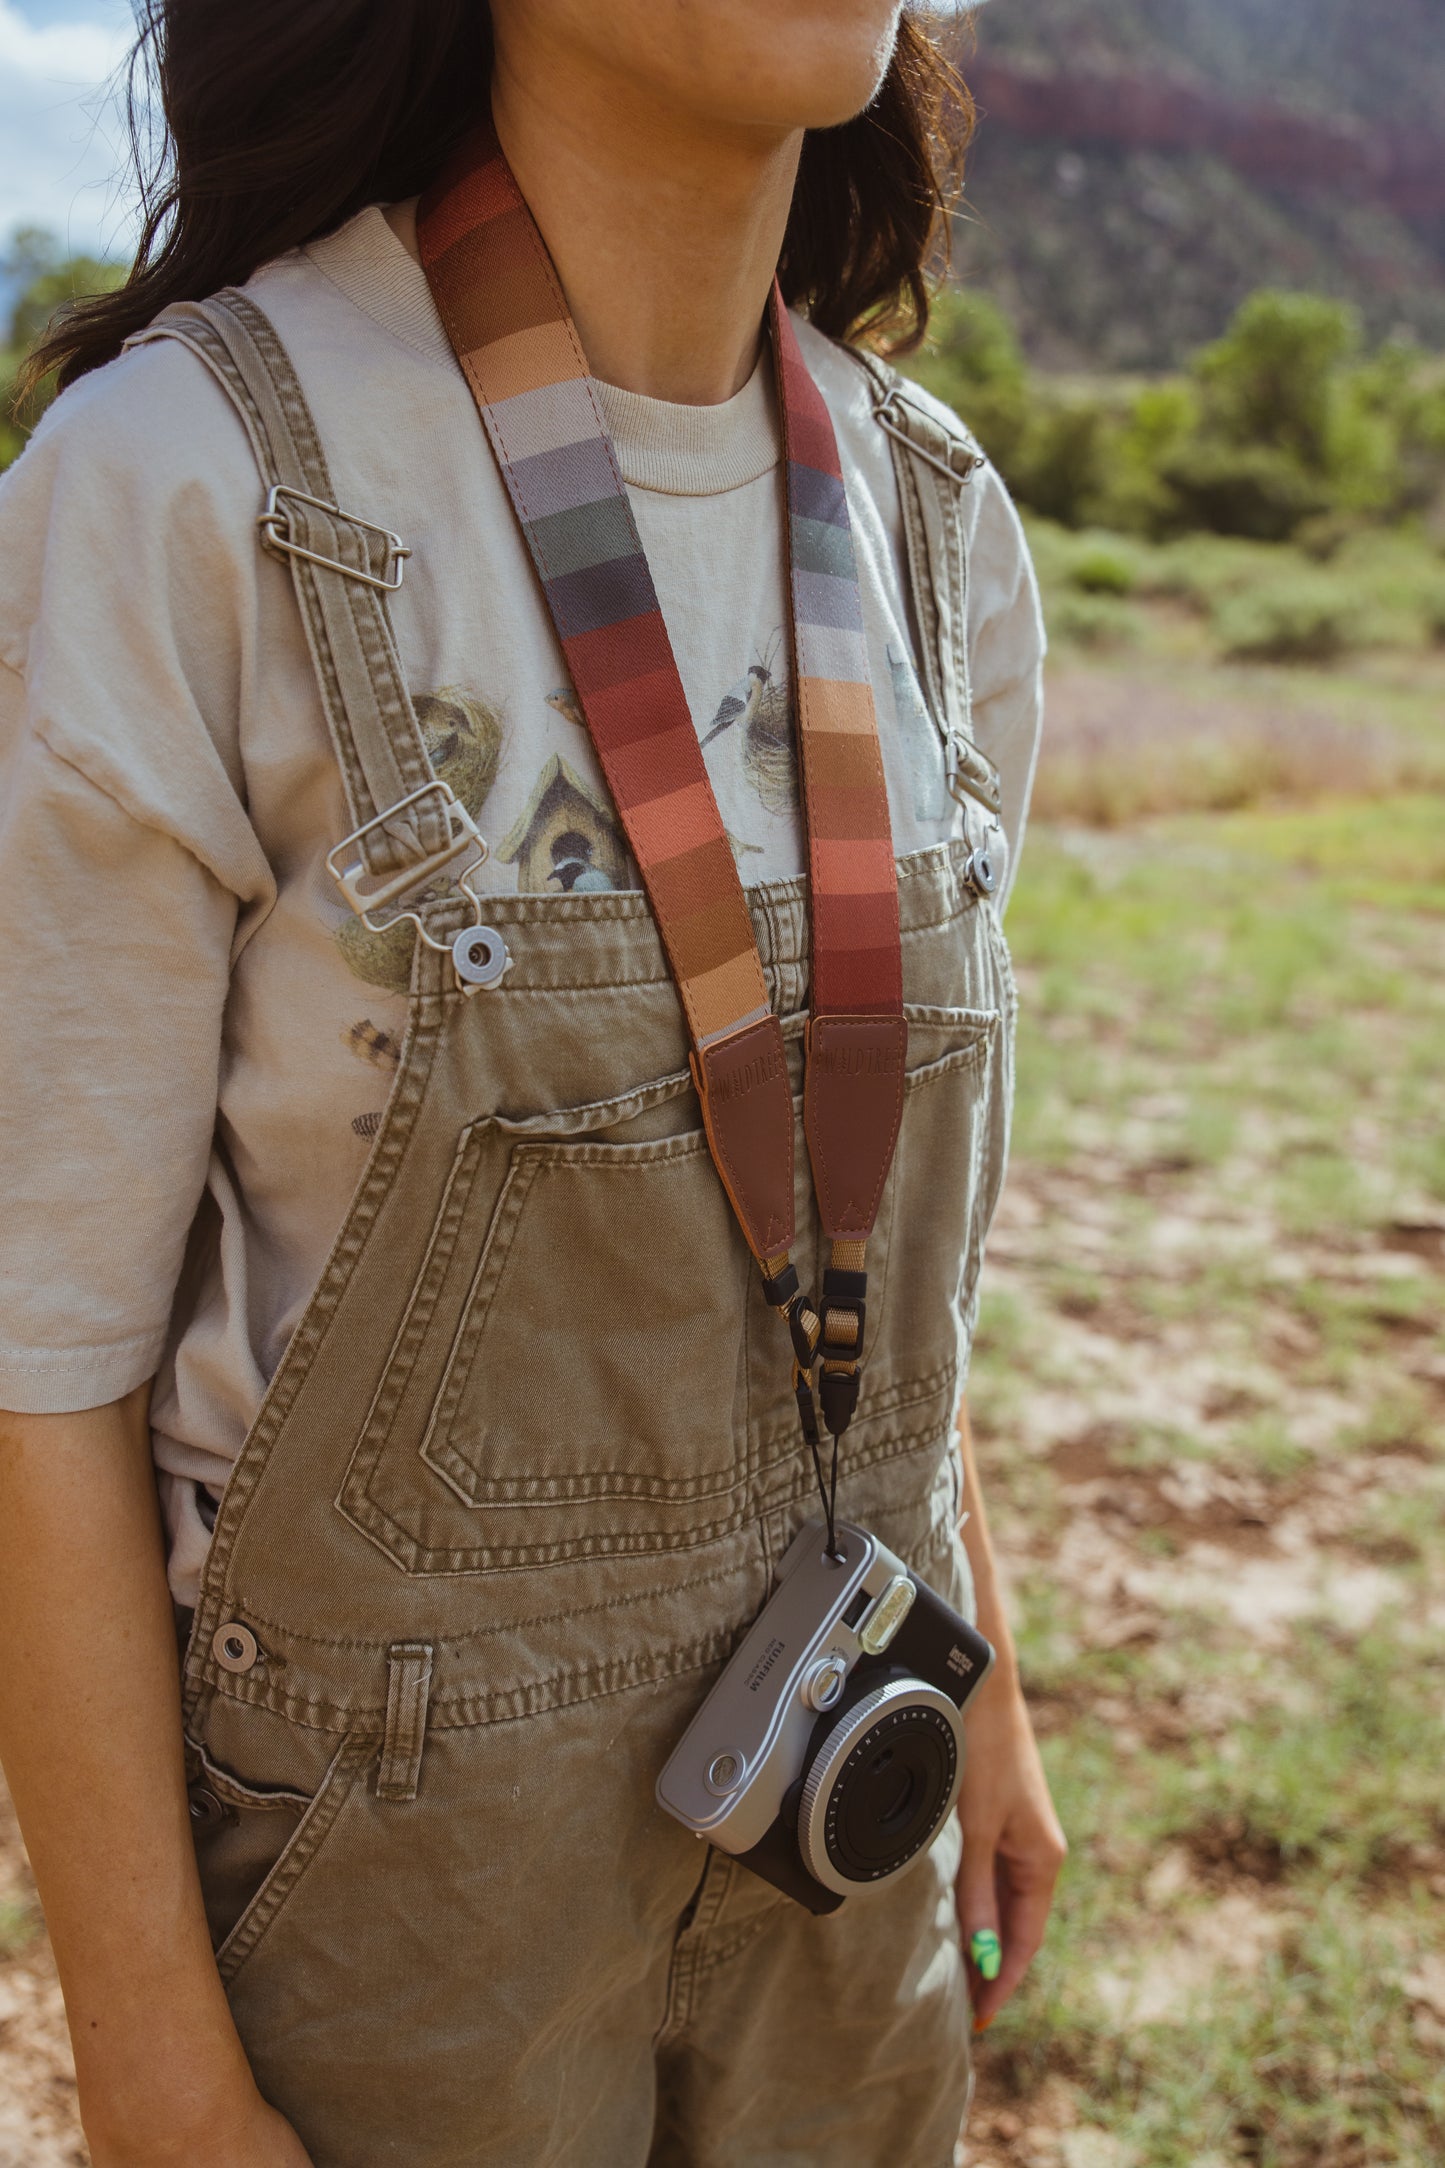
[303,204,782,499]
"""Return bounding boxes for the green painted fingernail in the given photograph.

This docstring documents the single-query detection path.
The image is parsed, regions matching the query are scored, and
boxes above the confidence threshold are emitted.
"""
[970,1929,1002,1981]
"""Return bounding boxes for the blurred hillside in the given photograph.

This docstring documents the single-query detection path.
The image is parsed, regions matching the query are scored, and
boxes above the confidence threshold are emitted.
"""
[954,0,1445,367]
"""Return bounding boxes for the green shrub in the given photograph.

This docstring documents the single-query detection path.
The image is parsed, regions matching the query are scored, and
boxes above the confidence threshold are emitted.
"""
[1091,379,1203,535]
[1157,438,1332,542]
[1010,398,1113,528]
[1293,510,1358,560]
[904,282,1445,544]
[1195,290,1360,473]
[1213,574,1363,662]
[904,287,1030,473]
[1068,538,1140,595]
[1046,590,1139,650]
[1142,530,1286,608]
[1351,339,1445,514]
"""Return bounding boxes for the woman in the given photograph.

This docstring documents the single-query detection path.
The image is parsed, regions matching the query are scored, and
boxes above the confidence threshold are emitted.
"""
[0,2,1063,2163]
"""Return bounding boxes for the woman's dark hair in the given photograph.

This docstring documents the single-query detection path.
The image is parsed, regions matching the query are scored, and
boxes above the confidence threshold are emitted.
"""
[25,2,971,399]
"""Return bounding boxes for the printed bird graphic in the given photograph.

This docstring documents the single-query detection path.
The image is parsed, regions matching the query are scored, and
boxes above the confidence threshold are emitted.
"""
[545,686,585,731]
[701,663,771,749]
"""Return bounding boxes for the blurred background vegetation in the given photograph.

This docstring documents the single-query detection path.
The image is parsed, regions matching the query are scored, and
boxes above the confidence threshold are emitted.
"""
[0,227,121,469]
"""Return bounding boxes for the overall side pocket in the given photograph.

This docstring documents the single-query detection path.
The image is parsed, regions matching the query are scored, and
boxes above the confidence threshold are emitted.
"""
[204,1733,373,1986]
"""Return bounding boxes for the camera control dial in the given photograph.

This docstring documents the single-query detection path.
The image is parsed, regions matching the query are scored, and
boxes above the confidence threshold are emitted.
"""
[803,1656,849,1711]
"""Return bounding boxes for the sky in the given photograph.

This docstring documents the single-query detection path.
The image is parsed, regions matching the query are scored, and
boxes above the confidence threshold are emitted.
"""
[0,0,136,262]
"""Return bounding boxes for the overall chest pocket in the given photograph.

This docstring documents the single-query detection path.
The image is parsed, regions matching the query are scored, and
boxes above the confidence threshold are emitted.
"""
[337,1065,755,1575]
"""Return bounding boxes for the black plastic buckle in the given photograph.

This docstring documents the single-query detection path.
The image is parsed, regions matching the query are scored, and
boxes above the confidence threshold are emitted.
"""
[817,1267,868,1438]
[819,1267,867,1366]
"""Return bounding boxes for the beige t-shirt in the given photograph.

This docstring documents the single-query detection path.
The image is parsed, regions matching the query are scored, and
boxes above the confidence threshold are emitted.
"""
[0,208,1044,1603]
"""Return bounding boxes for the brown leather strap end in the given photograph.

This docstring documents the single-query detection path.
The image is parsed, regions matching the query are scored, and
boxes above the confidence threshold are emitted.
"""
[693,1015,796,1264]
[804,1014,907,1240]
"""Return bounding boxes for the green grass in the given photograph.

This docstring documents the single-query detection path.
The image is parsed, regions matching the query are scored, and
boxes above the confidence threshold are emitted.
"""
[969,786,1445,2163]
[1003,799,1445,1219]
[1028,517,1445,668]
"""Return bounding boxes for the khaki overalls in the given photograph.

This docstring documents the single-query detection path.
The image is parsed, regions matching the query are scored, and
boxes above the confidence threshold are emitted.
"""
[151,301,1016,2168]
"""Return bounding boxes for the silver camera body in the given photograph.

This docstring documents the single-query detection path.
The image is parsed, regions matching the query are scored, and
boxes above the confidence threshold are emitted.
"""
[657,1519,994,1914]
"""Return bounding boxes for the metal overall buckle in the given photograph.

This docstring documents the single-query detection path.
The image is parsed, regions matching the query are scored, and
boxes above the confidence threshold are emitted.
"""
[325,781,511,994]
[258,483,412,593]
[868,382,985,490]
[947,754,1002,899]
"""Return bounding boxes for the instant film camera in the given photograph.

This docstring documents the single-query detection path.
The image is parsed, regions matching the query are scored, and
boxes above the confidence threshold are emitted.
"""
[657,1520,995,1913]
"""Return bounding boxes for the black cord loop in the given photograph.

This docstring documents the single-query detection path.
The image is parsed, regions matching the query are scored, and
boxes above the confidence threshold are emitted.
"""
[761,1255,869,1556]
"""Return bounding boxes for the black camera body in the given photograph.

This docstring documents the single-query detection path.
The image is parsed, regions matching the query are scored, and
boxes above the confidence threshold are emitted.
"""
[657,1520,994,1914]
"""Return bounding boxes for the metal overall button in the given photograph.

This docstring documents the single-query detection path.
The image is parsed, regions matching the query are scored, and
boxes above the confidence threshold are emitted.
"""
[188,1785,229,1828]
[962,847,998,897]
[451,922,511,991]
[211,1621,260,1674]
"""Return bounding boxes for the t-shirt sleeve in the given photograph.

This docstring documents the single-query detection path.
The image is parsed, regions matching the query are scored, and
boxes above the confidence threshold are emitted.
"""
[0,341,274,1414]
[964,463,1046,915]
[0,718,237,1410]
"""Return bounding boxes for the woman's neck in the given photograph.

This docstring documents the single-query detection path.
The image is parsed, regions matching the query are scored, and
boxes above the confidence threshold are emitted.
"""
[388,57,802,407]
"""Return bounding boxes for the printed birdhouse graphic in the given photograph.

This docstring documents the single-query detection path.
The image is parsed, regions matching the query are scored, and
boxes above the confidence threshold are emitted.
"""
[497,754,631,893]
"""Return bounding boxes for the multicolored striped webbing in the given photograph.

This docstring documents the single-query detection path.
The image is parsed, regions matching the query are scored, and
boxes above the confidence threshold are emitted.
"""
[418,124,906,1466]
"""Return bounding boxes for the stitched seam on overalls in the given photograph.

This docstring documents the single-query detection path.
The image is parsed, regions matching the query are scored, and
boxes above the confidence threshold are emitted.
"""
[758,1413,964,1518]
[655,1855,738,2048]
[329,1499,758,1577]
[752,1365,959,1466]
[184,987,448,1724]
[197,1619,741,1735]
[219,1555,752,1658]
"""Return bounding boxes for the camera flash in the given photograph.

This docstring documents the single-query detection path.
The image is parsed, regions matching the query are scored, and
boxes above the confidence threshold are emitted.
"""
[857,1574,916,1655]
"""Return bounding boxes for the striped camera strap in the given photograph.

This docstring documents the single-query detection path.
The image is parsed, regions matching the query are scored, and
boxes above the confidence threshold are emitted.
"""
[418,125,907,1462]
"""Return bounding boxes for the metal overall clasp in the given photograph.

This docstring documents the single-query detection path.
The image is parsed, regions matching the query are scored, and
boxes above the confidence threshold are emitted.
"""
[258,483,412,593]
[325,780,511,994]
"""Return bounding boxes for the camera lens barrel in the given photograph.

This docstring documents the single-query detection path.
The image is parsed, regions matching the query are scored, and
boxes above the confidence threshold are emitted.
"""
[797,1679,965,1898]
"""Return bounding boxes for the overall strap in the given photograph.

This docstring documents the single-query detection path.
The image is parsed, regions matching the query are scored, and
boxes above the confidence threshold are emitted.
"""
[853,353,1004,827]
[128,295,456,886]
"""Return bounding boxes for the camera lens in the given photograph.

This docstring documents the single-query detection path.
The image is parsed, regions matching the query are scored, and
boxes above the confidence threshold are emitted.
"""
[798,1681,965,1897]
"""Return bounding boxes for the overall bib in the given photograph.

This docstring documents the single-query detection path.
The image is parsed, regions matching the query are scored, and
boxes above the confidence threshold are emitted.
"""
[143,296,1016,2168]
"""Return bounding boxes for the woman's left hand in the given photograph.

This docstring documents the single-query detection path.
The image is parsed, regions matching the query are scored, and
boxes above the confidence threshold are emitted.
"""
[954,1675,1067,2032]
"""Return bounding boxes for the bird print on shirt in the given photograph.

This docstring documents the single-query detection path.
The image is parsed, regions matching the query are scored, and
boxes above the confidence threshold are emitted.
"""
[332,648,807,1041]
[498,754,631,893]
[698,637,797,817]
[545,686,584,731]
[701,663,770,749]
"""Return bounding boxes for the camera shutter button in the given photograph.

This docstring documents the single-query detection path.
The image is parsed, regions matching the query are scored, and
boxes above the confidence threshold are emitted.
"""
[804,1656,848,1711]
